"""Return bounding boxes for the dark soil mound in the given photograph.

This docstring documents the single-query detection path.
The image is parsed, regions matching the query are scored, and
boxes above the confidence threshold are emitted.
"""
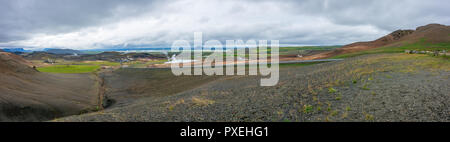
[97,68,220,108]
[0,52,36,73]
[0,52,98,121]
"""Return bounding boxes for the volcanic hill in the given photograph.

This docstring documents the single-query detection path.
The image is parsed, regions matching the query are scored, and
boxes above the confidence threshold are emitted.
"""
[0,52,98,121]
[302,23,450,59]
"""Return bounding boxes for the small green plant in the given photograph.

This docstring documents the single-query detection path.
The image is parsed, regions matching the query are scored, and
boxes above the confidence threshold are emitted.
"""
[352,79,357,84]
[317,106,322,111]
[345,106,351,111]
[368,76,373,81]
[371,91,376,96]
[365,114,374,121]
[277,110,284,116]
[318,87,323,91]
[168,105,175,111]
[328,87,337,93]
[342,112,348,118]
[335,93,342,100]
[361,83,370,90]
[309,89,317,95]
[192,97,215,106]
[331,110,338,116]
[385,74,392,79]
[312,96,318,101]
[326,102,332,112]
[301,94,308,98]
[303,104,313,114]
[334,79,341,85]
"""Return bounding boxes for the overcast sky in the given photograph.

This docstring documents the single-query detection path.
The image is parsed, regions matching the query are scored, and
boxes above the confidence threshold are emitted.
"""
[0,0,449,50]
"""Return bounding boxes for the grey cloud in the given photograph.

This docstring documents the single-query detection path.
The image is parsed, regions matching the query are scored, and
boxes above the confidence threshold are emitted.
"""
[286,0,450,31]
[0,0,163,42]
[0,0,448,49]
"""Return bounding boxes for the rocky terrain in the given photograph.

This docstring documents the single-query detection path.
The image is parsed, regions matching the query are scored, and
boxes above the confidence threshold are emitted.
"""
[57,54,449,122]
[98,68,221,108]
[0,24,448,122]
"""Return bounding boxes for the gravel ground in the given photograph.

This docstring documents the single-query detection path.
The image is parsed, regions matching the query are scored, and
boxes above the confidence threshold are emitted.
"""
[56,54,450,122]
[98,68,220,108]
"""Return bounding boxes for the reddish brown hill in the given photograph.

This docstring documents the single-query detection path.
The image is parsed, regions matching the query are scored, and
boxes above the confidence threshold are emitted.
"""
[387,24,450,47]
[0,52,36,74]
[297,24,450,60]
[0,52,98,121]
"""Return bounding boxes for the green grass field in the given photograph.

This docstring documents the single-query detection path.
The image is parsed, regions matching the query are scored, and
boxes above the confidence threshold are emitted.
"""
[331,39,450,59]
[37,65,100,73]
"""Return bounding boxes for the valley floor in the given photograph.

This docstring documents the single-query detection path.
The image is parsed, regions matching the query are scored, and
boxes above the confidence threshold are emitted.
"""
[56,53,449,122]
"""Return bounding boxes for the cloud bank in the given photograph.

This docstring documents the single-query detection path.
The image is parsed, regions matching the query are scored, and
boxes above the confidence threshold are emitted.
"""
[0,0,449,50]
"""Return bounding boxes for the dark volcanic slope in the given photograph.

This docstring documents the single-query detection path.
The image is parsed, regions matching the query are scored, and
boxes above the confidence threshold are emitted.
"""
[99,68,221,108]
[0,52,98,121]
[59,53,449,122]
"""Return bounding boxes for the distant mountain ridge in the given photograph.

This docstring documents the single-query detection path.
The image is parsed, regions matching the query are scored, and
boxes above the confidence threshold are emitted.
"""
[1,48,31,53]
[44,48,82,55]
